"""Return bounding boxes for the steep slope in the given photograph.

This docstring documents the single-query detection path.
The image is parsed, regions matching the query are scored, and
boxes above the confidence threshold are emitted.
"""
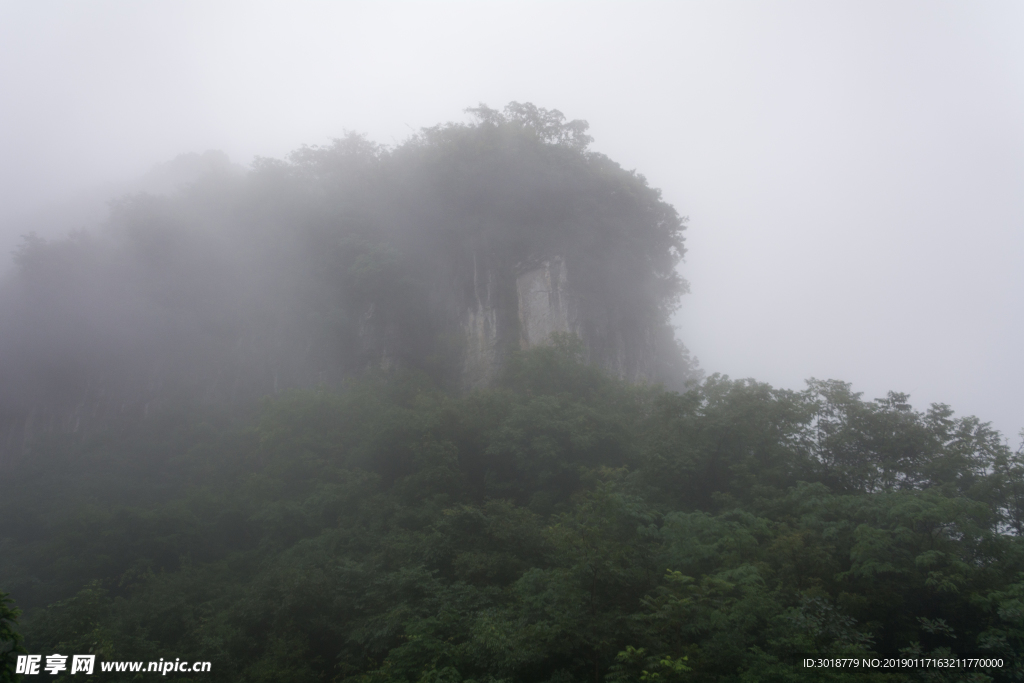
[0,103,697,462]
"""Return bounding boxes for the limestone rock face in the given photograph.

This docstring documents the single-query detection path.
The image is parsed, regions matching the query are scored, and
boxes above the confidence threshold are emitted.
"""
[461,255,588,389]
[457,252,689,391]
[462,256,502,389]
[516,257,576,349]
[461,256,578,389]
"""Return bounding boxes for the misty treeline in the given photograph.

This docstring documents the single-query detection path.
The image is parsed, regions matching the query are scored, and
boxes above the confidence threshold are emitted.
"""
[0,102,690,456]
[1,342,1023,682]
[1,105,1023,682]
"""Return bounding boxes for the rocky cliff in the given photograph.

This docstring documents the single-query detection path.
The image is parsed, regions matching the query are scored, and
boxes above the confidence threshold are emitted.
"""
[462,256,577,388]
[0,103,696,464]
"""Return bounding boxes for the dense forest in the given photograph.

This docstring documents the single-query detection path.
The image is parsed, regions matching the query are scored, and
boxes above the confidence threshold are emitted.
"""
[2,344,1023,682]
[1,106,1023,682]
[0,103,693,466]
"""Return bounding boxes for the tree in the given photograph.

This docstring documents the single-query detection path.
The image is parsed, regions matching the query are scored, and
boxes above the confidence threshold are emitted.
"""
[0,591,27,683]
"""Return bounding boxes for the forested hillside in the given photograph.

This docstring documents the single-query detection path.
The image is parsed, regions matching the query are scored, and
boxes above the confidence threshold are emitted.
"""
[0,104,694,465]
[1,341,1022,681]
[1,105,1022,682]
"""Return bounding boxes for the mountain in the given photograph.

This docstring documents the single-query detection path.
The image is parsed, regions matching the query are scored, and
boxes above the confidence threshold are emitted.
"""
[2,105,1021,683]
[0,104,698,463]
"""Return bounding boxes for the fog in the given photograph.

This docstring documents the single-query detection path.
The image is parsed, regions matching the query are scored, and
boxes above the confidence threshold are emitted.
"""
[1,1,1021,438]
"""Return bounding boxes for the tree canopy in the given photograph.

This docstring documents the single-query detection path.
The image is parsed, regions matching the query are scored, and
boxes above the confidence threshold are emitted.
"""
[1,345,1021,682]
[1,104,1020,682]
[0,104,692,446]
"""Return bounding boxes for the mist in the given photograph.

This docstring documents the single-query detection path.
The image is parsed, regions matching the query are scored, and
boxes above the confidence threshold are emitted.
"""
[3,5,1024,677]
[1,0,1021,439]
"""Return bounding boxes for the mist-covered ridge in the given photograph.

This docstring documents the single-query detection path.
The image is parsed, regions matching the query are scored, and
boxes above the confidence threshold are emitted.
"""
[1,103,1022,683]
[0,103,697,462]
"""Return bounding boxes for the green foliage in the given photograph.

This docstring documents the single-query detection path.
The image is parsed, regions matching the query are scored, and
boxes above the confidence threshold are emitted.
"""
[1,349,1022,682]
[5,102,1020,683]
[0,102,691,419]
[607,646,690,683]
[0,591,27,683]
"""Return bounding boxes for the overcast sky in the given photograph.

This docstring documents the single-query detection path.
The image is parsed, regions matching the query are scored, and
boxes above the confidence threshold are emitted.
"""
[1,1,1021,440]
